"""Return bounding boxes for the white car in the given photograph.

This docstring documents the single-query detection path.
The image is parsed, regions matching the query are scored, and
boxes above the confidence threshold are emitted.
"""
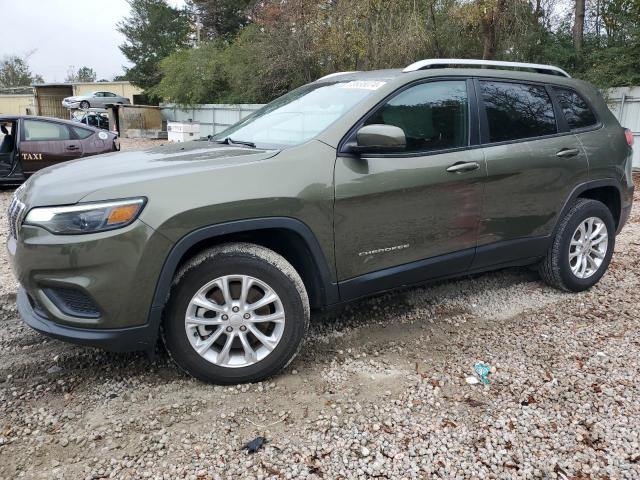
[62,91,131,109]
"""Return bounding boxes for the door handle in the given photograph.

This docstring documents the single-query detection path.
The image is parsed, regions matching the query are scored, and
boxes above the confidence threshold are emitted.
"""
[446,161,480,173]
[66,145,80,151]
[556,148,580,158]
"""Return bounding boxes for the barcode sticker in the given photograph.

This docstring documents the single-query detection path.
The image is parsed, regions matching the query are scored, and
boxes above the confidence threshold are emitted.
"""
[341,81,386,90]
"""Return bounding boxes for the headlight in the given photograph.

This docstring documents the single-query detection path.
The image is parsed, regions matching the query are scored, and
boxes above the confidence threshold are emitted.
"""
[24,198,146,234]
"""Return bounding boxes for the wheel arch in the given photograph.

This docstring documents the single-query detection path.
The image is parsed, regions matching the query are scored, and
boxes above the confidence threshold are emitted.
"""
[576,185,621,228]
[555,179,623,235]
[150,218,338,320]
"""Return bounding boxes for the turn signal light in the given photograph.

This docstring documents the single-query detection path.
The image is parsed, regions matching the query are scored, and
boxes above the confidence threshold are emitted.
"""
[107,204,141,225]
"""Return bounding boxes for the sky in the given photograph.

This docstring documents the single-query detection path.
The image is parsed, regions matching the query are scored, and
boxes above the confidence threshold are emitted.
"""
[1,0,186,83]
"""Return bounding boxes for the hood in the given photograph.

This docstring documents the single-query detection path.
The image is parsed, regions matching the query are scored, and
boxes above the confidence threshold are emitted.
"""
[19,141,280,207]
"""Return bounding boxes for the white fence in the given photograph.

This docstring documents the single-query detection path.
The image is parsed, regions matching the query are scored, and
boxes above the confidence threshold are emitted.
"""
[607,87,640,169]
[160,103,264,138]
[161,89,639,169]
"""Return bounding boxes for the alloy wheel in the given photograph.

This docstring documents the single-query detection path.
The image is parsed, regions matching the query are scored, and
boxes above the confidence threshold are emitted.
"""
[569,217,608,279]
[184,275,285,368]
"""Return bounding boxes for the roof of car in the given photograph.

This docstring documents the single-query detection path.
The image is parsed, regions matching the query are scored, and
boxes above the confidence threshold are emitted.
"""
[315,67,579,88]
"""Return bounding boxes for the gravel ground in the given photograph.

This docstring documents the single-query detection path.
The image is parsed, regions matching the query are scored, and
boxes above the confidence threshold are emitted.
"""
[0,168,638,479]
[118,138,167,151]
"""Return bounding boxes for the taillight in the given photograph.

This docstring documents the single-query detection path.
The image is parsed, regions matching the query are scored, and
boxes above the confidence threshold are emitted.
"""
[624,128,634,147]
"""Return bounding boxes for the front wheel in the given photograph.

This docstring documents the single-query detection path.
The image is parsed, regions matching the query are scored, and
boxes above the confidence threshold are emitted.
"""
[162,243,310,384]
[79,100,90,109]
[539,198,615,292]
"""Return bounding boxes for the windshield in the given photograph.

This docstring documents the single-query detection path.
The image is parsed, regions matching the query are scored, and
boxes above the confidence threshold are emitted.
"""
[213,80,385,148]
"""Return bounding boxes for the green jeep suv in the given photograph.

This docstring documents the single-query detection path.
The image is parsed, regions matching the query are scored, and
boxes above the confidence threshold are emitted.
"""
[7,59,634,384]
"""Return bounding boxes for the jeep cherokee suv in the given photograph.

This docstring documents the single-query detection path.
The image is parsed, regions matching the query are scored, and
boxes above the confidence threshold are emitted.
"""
[7,59,634,384]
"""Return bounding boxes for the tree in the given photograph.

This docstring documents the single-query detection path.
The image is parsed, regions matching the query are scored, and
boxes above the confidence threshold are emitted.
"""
[117,0,191,91]
[65,66,97,83]
[573,0,586,50]
[481,0,508,59]
[151,42,230,104]
[454,0,509,60]
[187,0,256,40]
[0,55,43,88]
[151,0,640,104]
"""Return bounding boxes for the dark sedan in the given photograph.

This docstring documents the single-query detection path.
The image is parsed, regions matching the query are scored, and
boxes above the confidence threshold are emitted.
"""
[0,115,119,185]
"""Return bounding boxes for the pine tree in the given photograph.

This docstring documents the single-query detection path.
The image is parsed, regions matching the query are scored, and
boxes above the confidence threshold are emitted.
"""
[117,0,191,90]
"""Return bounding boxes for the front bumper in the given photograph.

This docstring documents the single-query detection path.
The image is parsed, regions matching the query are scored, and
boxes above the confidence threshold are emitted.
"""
[7,218,173,346]
[17,287,158,352]
[62,100,81,109]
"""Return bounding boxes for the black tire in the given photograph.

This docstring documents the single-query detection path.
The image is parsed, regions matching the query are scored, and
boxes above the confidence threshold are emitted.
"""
[80,100,90,109]
[162,243,310,384]
[539,198,615,292]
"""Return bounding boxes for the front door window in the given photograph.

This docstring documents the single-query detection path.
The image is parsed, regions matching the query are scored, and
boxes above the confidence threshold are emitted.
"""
[364,80,469,153]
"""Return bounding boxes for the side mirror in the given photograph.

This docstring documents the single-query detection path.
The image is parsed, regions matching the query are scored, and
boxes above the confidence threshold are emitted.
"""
[351,124,406,154]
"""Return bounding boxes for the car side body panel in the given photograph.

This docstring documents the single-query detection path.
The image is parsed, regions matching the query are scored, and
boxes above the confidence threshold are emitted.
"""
[555,82,633,230]
[80,140,338,280]
[334,148,486,280]
[19,138,84,173]
[478,135,590,245]
[6,67,635,355]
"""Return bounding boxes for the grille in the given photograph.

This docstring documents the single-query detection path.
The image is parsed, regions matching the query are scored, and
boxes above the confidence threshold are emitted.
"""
[43,287,101,319]
[8,195,26,239]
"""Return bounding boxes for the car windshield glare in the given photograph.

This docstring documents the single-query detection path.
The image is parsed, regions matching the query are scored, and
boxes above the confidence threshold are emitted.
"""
[213,80,384,148]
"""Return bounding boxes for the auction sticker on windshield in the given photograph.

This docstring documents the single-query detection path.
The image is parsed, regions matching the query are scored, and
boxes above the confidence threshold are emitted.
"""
[341,81,386,90]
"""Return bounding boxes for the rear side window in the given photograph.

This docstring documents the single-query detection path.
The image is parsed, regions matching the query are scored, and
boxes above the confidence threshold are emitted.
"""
[23,120,71,141]
[72,126,94,139]
[480,81,556,143]
[365,80,469,153]
[553,87,598,130]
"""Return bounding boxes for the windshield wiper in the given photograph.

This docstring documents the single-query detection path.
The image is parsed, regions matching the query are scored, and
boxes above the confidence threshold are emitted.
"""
[211,136,256,148]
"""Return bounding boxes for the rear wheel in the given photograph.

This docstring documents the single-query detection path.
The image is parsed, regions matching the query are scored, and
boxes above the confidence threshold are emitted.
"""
[162,243,309,384]
[539,198,615,292]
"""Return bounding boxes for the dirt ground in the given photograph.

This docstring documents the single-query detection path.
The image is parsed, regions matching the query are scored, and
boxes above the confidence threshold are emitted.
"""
[0,149,638,478]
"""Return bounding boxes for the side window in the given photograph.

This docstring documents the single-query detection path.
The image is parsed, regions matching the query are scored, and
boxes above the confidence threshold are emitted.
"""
[72,126,94,139]
[23,120,71,141]
[553,87,597,130]
[104,92,117,97]
[480,81,557,143]
[365,80,468,153]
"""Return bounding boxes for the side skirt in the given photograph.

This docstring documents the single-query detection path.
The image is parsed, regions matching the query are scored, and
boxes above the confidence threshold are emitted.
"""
[471,236,550,270]
[337,236,551,303]
[338,248,475,302]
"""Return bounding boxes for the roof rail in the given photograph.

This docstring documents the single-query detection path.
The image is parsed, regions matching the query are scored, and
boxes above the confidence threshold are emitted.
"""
[316,71,359,81]
[403,59,571,78]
